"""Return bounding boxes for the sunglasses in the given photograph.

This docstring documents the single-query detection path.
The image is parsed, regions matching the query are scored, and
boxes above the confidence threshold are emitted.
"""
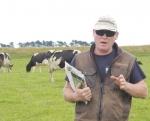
[95,30,116,37]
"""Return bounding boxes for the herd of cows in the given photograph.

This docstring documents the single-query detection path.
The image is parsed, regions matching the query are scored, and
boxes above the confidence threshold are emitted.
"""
[0,50,143,82]
[0,50,81,82]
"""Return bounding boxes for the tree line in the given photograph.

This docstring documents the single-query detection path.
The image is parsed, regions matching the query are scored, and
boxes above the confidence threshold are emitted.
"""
[0,40,94,48]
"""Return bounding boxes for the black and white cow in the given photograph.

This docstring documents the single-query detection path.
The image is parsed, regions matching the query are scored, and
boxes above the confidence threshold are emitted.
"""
[46,49,81,82]
[26,50,55,73]
[0,52,13,72]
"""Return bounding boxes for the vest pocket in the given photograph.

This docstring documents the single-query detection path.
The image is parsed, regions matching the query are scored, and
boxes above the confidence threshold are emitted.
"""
[111,64,129,80]
[80,67,97,88]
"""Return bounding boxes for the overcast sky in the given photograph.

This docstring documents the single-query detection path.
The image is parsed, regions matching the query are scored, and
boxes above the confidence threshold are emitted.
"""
[0,0,150,47]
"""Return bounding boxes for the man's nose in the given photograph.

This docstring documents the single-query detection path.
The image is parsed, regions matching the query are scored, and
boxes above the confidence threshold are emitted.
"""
[102,33,107,38]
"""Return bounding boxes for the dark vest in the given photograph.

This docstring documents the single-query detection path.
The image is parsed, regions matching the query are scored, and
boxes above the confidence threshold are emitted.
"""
[74,43,136,121]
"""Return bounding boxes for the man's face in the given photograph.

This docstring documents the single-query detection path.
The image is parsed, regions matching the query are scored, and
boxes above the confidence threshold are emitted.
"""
[93,29,119,55]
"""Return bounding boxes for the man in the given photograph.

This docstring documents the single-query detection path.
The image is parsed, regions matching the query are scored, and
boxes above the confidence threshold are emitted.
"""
[63,15,148,121]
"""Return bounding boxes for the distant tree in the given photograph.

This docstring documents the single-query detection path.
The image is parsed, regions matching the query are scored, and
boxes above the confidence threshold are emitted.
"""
[57,41,67,46]
[70,40,90,46]
[90,41,94,45]
[35,40,42,47]
[24,42,30,47]
[46,41,54,46]
[16,39,92,48]
[42,40,47,46]
[18,42,23,47]
[6,45,11,47]
[30,41,35,47]
[1,44,7,47]
[70,40,76,46]
[64,42,67,46]
[9,42,14,47]
[81,41,90,46]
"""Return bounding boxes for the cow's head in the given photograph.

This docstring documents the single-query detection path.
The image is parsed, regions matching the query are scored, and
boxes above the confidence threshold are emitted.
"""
[8,64,13,72]
[26,64,31,72]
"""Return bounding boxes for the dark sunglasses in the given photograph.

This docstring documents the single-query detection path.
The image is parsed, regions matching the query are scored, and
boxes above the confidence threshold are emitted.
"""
[95,30,116,37]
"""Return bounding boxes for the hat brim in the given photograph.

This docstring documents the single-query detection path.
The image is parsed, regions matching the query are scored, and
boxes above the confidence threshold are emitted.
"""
[94,24,117,32]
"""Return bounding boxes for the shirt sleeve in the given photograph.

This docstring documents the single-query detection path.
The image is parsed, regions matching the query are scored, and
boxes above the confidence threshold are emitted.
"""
[64,57,75,81]
[129,61,146,84]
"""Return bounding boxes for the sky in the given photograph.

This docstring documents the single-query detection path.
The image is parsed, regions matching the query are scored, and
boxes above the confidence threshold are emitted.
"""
[0,0,150,48]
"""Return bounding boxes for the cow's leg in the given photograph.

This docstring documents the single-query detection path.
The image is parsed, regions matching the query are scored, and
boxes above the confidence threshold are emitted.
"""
[8,64,13,72]
[50,71,54,82]
[32,66,35,72]
[39,66,42,73]
[49,67,54,82]
[3,67,5,72]
[48,60,54,82]
[0,67,4,72]
[8,67,11,72]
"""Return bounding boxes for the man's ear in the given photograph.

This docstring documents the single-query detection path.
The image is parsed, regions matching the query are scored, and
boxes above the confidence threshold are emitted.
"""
[115,31,119,40]
[93,29,95,37]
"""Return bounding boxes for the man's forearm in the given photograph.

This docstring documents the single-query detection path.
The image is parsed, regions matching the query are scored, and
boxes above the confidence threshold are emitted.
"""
[63,82,77,103]
[124,81,148,98]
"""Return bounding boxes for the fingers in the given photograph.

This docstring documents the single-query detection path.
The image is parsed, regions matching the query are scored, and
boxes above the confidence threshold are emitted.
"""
[85,93,91,101]
[82,87,92,98]
[110,75,117,80]
[111,75,127,90]
[76,86,92,101]
[111,76,120,85]
[111,75,123,80]
[84,90,92,101]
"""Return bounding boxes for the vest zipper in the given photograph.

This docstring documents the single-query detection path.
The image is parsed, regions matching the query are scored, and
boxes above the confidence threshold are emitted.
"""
[99,54,122,121]
[101,83,105,94]
[99,82,104,121]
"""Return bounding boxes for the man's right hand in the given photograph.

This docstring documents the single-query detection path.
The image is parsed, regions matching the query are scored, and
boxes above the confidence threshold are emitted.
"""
[75,83,92,102]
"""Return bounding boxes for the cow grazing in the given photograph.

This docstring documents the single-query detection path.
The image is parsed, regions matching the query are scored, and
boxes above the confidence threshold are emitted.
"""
[0,52,13,72]
[26,51,54,73]
[46,50,81,82]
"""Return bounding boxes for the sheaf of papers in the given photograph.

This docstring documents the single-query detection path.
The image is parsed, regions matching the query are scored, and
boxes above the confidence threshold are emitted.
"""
[65,61,85,92]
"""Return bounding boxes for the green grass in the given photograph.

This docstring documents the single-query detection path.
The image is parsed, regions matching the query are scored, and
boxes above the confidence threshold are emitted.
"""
[129,56,150,121]
[0,47,150,121]
[0,59,75,121]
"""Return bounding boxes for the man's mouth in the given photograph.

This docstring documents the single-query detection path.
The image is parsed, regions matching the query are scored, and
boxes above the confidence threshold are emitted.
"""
[101,42,107,44]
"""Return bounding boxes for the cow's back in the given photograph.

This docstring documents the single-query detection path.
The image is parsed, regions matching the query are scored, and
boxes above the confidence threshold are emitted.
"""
[33,53,47,63]
[53,50,80,63]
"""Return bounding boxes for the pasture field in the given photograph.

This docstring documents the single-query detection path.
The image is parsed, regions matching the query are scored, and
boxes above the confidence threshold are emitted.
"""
[0,58,74,121]
[0,46,150,121]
